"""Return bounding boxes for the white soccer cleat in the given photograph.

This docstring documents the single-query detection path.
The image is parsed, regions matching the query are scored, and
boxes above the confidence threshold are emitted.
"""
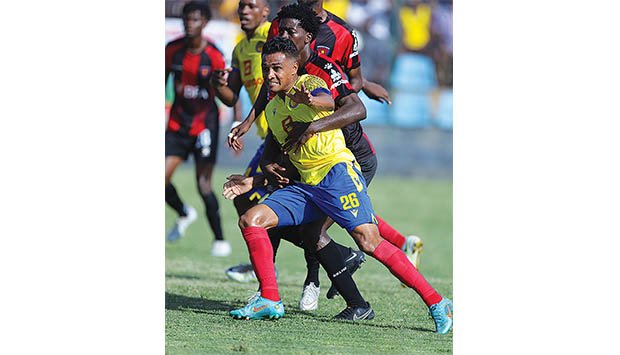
[299,282,320,311]
[403,235,424,269]
[211,240,232,257]
[167,205,197,242]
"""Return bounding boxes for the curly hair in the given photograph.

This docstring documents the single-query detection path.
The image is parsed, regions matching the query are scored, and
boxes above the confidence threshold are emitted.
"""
[276,3,321,40]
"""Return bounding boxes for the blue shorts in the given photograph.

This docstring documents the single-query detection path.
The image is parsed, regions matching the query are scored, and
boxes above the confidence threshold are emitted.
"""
[262,161,377,233]
[242,142,270,203]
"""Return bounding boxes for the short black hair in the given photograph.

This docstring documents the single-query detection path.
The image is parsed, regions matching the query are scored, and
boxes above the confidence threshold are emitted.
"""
[277,3,321,40]
[262,37,299,60]
[182,1,211,21]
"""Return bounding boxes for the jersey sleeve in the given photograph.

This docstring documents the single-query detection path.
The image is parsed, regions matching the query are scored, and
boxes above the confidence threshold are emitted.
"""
[301,75,330,96]
[267,18,279,41]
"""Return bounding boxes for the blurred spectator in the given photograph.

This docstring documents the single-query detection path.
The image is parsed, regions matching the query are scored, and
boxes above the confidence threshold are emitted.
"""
[397,0,433,55]
[347,0,395,88]
[323,0,351,20]
[430,0,452,87]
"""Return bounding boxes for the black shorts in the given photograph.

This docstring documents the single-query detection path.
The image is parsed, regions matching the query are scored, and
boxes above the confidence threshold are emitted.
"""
[165,127,219,164]
[358,154,378,186]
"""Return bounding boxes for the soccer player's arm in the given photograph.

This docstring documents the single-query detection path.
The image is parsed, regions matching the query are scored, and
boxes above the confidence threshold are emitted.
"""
[212,48,243,107]
[228,82,269,147]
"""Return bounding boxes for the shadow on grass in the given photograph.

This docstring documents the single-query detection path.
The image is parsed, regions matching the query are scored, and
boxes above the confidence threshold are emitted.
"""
[166,292,244,316]
[165,273,201,281]
[166,293,436,333]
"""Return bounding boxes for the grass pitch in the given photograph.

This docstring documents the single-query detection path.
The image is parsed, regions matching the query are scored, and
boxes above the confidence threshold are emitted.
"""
[166,165,453,354]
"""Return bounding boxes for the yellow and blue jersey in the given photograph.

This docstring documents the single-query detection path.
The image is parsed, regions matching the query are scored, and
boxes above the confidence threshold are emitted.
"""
[231,21,270,139]
[265,74,356,186]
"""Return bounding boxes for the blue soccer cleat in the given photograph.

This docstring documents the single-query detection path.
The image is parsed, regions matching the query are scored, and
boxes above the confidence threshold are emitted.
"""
[429,297,453,334]
[230,296,285,320]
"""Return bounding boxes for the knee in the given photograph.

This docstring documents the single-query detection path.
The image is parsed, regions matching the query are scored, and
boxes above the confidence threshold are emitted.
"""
[315,231,332,251]
[238,210,269,229]
[197,180,213,195]
[352,229,381,254]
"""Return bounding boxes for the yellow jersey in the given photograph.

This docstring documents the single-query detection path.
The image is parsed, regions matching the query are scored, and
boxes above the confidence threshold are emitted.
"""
[231,21,270,139]
[399,4,432,51]
[265,74,356,186]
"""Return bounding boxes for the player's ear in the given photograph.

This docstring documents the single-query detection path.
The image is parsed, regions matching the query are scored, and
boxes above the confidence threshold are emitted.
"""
[263,5,270,18]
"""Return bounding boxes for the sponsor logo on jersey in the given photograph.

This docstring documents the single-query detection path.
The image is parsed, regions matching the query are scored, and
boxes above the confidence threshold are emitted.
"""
[350,208,359,218]
[199,66,211,78]
[316,45,330,56]
[183,85,209,100]
[255,40,264,52]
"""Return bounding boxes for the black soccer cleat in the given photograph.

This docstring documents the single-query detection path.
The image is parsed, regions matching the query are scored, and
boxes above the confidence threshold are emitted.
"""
[333,302,375,321]
[326,249,366,299]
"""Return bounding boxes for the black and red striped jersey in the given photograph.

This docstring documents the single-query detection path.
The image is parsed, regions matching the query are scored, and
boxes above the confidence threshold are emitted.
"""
[165,37,225,137]
[269,11,360,73]
[299,51,375,161]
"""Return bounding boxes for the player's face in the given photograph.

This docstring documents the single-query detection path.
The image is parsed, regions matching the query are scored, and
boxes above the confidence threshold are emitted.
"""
[238,0,269,32]
[278,19,311,52]
[183,10,207,38]
[262,52,298,93]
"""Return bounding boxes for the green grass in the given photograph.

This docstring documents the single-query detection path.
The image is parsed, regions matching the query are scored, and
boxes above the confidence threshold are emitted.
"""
[166,165,453,354]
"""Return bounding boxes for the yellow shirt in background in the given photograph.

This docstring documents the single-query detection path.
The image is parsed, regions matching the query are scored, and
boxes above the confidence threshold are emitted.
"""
[231,21,271,139]
[400,4,432,51]
[265,74,355,186]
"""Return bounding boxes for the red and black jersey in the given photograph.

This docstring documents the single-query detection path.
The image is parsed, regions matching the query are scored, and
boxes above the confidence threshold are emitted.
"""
[299,51,375,161]
[165,37,225,137]
[268,11,360,73]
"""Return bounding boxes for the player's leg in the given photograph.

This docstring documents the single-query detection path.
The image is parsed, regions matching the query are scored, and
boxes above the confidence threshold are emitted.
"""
[165,131,197,241]
[318,217,367,299]
[360,154,423,268]
[195,160,230,256]
[300,220,373,319]
[194,125,230,256]
[349,223,452,334]
[230,203,285,320]
[310,161,451,332]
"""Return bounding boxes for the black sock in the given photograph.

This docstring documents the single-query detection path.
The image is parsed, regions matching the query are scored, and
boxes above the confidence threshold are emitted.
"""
[165,183,186,217]
[334,242,353,260]
[200,190,223,240]
[315,241,366,308]
[268,229,282,261]
[303,249,320,287]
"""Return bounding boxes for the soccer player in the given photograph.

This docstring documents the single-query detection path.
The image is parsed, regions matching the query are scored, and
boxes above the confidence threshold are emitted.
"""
[210,0,366,311]
[165,1,231,256]
[239,3,424,297]
[227,38,453,334]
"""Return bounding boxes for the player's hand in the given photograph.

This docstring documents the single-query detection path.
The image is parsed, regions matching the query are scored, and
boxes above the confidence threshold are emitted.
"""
[282,121,312,154]
[263,162,289,188]
[210,68,232,87]
[362,80,392,104]
[228,119,251,150]
[222,174,253,200]
[286,82,312,106]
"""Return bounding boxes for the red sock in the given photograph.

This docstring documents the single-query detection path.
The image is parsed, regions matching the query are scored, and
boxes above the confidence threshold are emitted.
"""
[376,215,407,249]
[372,240,442,306]
[241,226,280,301]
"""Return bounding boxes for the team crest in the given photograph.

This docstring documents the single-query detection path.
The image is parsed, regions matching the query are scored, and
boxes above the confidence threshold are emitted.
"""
[199,66,211,78]
[255,41,264,52]
[316,45,330,56]
[288,99,299,109]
